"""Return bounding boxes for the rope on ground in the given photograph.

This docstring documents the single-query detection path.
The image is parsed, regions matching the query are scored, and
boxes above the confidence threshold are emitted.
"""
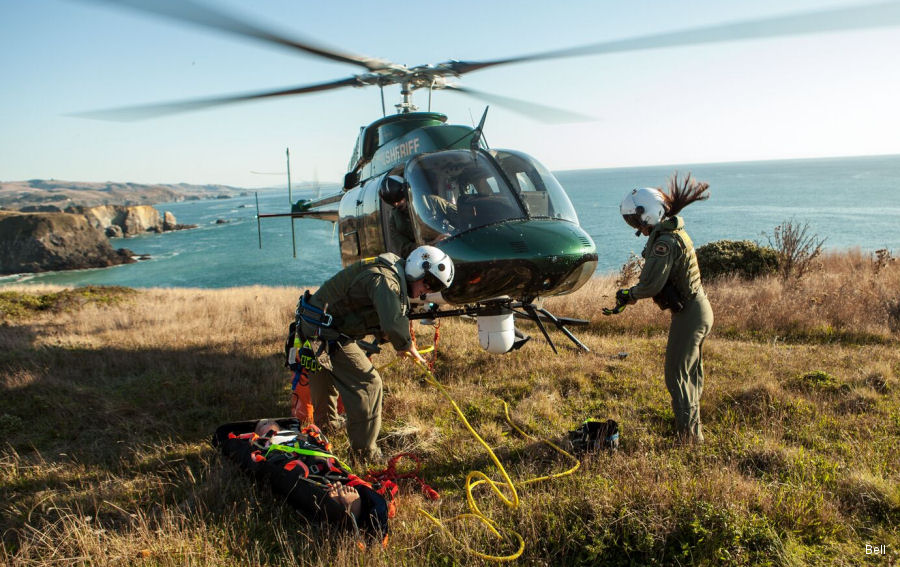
[410,358,581,562]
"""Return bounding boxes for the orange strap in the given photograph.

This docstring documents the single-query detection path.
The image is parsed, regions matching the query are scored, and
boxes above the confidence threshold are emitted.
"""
[409,320,441,372]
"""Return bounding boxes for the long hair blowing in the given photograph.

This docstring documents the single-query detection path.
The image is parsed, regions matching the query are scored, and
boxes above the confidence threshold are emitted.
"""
[660,172,710,217]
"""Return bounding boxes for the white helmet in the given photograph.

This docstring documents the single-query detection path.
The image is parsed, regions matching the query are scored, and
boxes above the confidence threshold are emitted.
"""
[620,187,667,232]
[406,245,454,290]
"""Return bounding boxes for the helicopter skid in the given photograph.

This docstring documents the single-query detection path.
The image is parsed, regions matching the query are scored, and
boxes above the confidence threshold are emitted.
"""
[408,298,588,354]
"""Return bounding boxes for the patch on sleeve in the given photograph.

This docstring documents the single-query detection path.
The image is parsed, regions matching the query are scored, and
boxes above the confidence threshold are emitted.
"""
[653,241,671,257]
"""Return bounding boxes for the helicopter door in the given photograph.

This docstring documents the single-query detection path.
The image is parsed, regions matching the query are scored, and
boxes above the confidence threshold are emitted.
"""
[358,177,385,257]
[338,187,362,263]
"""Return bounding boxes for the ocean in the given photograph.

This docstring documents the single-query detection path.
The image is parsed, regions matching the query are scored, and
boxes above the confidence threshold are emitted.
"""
[3,154,899,289]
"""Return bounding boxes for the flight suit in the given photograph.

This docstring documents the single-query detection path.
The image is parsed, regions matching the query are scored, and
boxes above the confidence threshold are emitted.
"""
[388,206,417,258]
[629,216,714,442]
[298,253,412,461]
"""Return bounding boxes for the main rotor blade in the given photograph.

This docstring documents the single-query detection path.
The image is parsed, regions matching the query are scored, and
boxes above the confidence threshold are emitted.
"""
[71,77,362,121]
[80,0,389,72]
[443,85,595,124]
[448,2,900,75]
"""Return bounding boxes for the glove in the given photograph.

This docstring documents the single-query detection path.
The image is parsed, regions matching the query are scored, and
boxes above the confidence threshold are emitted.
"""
[602,304,626,316]
[615,288,634,305]
[602,288,634,316]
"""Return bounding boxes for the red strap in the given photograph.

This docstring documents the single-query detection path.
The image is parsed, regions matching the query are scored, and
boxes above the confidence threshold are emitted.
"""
[302,425,333,452]
[429,320,441,371]
[250,450,266,463]
[344,473,373,490]
[380,479,399,500]
[283,459,310,477]
[364,453,439,501]
[302,424,322,436]
[228,432,257,440]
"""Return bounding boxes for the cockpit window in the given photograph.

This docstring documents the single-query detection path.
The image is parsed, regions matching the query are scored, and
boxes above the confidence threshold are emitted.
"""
[405,150,527,241]
[490,149,579,224]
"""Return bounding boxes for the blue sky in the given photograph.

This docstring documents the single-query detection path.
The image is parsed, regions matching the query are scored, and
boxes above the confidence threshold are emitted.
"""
[2,0,900,187]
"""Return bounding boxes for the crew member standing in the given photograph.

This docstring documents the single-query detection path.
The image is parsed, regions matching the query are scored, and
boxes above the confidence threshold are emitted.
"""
[295,245,454,461]
[608,174,713,444]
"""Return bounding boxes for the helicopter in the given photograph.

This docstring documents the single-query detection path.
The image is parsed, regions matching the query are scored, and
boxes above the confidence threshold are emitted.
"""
[75,0,900,353]
[261,108,600,354]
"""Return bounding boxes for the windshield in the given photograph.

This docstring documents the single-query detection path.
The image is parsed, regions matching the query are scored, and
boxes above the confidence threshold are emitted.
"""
[405,150,527,240]
[490,149,579,224]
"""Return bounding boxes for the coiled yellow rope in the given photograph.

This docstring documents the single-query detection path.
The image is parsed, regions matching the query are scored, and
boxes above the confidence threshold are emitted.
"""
[410,358,581,562]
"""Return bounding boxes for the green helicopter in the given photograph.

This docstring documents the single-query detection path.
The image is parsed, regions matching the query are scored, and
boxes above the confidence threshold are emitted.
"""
[259,108,599,353]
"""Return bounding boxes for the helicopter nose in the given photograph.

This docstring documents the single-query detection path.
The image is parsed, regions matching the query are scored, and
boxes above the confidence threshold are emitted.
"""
[436,219,597,304]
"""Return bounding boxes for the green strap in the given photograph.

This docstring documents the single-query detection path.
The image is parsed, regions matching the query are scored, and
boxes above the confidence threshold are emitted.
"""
[265,443,353,474]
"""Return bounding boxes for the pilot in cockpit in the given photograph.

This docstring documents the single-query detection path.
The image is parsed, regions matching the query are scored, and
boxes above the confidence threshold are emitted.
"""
[379,173,418,257]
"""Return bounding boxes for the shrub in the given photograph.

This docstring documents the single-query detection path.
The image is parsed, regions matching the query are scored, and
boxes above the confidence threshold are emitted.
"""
[765,219,826,281]
[696,240,779,280]
[0,285,135,319]
[615,252,644,287]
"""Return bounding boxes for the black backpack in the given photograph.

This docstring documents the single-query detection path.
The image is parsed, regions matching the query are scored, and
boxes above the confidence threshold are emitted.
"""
[568,418,620,453]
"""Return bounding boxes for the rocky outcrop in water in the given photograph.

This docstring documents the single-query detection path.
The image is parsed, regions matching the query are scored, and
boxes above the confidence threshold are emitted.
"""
[67,205,197,237]
[0,211,135,275]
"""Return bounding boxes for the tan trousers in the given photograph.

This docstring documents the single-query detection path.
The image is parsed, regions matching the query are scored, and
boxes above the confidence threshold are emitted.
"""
[664,291,714,442]
[307,339,383,461]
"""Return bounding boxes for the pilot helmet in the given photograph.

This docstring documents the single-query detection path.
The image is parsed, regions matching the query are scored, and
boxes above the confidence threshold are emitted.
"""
[406,245,454,290]
[620,187,667,233]
[379,174,407,206]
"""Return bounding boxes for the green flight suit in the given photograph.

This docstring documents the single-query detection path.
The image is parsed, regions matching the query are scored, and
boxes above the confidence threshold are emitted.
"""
[298,253,412,461]
[629,216,714,442]
[388,206,417,258]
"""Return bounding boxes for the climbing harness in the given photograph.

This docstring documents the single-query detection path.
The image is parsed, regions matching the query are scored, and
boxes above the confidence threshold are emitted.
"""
[296,290,334,330]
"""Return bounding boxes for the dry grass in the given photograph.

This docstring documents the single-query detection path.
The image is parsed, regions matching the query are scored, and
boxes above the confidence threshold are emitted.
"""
[547,248,900,343]
[2,252,899,566]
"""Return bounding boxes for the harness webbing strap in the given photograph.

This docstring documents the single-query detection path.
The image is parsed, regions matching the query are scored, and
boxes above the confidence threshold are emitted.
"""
[283,458,310,478]
[265,443,353,474]
[298,292,334,328]
[229,432,257,440]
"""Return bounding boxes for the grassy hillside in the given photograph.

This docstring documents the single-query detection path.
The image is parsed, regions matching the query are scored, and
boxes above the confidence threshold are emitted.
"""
[1,251,898,566]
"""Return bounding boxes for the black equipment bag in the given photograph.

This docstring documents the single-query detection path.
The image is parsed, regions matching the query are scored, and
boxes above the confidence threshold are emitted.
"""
[568,418,620,454]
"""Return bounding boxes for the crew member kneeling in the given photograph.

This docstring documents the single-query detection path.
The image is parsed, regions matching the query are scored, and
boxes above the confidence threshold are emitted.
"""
[295,245,454,462]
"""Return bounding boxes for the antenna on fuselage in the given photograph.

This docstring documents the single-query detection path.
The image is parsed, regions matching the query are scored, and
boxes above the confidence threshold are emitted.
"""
[286,147,297,258]
[471,106,490,152]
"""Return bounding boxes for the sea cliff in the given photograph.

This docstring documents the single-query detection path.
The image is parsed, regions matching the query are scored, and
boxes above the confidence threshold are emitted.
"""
[68,204,195,237]
[0,211,134,274]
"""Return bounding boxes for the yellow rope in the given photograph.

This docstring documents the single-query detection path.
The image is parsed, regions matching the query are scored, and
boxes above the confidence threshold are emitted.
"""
[375,346,432,373]
[409,358,581,562]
